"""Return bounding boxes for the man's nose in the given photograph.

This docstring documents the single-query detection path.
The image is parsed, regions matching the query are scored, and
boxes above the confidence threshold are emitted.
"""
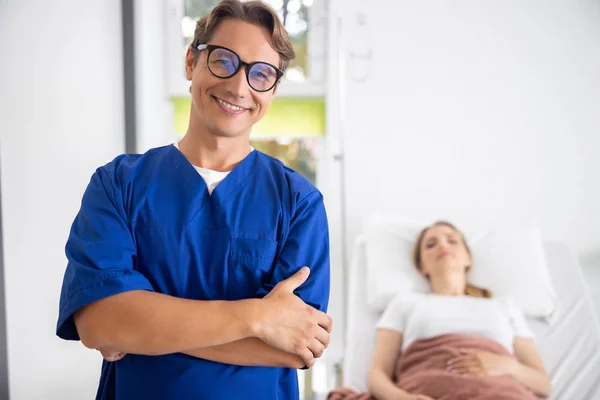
[224,67,251,98]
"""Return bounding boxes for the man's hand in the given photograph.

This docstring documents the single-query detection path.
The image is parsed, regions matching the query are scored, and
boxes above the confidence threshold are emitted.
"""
[99,348,126,362]
[254,267,332,368]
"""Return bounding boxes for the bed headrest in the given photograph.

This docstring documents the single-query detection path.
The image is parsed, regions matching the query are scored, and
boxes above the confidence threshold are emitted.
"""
[363,214,557,319]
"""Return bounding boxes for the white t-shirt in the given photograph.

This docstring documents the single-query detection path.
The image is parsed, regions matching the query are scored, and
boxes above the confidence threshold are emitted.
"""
[173,142,238,195]
[376,293,534,354]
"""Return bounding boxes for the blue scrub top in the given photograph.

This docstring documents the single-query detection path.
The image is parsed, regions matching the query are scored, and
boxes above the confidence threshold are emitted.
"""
[56,145,330,400]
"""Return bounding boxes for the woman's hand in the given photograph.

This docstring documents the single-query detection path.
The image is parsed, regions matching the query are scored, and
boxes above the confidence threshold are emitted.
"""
[447,349,516,377]
[326,388,372,400]
[99,348,126,362]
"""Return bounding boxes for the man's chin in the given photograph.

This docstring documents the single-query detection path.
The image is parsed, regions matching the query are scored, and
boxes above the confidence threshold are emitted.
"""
[209,123,249,139]
[212,129,245,138]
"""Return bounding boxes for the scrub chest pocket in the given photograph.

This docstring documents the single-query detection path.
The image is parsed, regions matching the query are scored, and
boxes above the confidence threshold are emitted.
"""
[229,237,279,300]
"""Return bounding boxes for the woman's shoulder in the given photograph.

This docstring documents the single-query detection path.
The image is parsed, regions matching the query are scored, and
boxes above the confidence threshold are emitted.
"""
[488,295,523,315]
[389,291,428,303]
[384,292,428,311]
[377,292,427,331]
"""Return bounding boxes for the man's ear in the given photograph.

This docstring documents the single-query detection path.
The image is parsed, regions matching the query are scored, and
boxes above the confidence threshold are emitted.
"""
[185,46,195,81]
[272,80,281,96]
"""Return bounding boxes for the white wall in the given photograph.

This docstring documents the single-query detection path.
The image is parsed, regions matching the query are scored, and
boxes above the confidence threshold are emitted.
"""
[0,1,125,398]
[338,0,600,314]
[134,0,174,152]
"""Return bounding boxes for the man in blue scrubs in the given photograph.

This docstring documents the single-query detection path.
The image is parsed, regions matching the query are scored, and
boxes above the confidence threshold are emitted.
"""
[56,1,331,398]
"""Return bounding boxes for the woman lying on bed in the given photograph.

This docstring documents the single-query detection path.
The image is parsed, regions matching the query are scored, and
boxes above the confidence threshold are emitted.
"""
[366,221,552,400]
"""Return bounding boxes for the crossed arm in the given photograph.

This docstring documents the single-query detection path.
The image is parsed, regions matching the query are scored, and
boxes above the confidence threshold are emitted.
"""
[61,170,331,369]
[101,338,304,368]
[84,267,331,370]
[76,289,311,369]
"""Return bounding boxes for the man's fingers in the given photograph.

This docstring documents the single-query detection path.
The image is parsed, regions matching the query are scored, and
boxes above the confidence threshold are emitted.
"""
[317,312,333,333]
[100,350,126,362]
[315,325,330,348]
[277,267,310,293]
[110,352,125,362]
[299,348,315,368]
[308,338,325,358]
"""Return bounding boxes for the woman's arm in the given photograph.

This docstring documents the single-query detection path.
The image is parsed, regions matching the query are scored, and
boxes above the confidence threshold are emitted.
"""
[510,336,552,398]
[367,329,414,400]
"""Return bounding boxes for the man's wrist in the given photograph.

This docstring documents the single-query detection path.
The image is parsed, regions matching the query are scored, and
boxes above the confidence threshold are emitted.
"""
[235,299,263,338]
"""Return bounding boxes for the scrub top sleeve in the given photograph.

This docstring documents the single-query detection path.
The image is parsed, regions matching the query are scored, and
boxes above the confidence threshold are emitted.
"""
[56,167,154,341]
[257,190,331,313]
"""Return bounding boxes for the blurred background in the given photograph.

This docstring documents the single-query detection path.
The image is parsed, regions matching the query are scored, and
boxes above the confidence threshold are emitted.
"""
[0,0,599,398]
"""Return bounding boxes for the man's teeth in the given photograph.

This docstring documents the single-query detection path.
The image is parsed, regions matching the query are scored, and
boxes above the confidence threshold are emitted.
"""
[216,98,244,111]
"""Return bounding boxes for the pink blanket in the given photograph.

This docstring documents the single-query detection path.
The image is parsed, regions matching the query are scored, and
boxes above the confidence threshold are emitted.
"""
[328,333,538,400]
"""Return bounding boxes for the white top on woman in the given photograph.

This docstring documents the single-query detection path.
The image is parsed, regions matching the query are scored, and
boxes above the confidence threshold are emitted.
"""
[376,293,534,354]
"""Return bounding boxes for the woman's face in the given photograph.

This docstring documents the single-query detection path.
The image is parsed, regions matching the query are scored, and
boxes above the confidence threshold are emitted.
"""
[419,224,472,280]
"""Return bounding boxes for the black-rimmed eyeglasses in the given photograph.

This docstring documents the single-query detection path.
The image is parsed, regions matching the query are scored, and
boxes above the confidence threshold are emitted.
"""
[196,44,284,92]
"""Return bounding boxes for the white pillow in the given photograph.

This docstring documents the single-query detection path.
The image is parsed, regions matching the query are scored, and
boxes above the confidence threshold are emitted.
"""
[363,214,557,319]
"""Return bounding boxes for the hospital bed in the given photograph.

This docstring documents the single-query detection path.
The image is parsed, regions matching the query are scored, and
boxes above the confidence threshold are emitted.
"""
[339,235,600,400]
